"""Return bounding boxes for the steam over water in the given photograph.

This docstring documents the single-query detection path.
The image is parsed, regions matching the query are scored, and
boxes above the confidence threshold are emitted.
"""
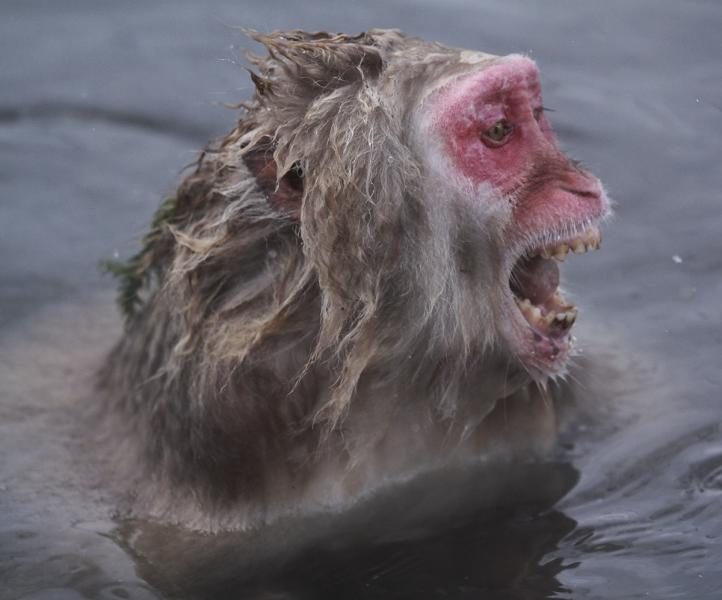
[1,1,721,598]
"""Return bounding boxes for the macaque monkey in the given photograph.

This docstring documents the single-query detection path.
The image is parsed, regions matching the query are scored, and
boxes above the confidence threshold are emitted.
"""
[98,29,610,530]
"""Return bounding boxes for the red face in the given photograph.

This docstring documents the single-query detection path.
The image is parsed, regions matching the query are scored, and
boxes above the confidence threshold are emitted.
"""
[422,56,610,375]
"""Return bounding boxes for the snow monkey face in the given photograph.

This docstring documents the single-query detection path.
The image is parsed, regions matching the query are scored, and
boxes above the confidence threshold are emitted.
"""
[416,54,610,375]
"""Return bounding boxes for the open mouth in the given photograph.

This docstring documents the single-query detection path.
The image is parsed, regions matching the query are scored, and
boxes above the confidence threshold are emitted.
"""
[507,227,601,370]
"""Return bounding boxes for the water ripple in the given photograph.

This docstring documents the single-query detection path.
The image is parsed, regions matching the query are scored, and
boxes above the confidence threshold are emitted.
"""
[0,102,212,144]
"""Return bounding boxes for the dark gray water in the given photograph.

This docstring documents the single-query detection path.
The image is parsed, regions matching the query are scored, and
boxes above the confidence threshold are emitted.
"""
[1,1,721,598]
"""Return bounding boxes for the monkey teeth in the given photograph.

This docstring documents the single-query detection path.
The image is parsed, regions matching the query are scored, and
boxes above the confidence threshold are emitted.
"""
[515,296,577,334]
[508,224,602,356]
[537,227,601,261]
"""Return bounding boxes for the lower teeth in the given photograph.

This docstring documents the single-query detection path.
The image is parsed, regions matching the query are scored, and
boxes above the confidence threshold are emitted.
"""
[515,296,577,331]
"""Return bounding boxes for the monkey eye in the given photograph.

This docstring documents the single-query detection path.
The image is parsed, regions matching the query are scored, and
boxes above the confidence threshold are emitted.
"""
[482,119,514,145]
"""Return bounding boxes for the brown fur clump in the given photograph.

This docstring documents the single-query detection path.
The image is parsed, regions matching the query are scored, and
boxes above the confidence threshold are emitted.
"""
[98,30,537,529]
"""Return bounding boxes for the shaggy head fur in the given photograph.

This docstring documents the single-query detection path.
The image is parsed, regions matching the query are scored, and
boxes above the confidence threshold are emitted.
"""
[98,29,607,529]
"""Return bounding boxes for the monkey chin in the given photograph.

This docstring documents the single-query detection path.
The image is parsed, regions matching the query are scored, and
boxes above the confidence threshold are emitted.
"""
[502,224,604,378]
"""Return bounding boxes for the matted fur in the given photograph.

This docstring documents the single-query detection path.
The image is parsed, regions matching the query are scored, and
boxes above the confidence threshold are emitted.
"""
[98,29,541,529]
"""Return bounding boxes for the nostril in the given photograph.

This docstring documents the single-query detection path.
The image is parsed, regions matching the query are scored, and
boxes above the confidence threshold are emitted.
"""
[561,186,600,200]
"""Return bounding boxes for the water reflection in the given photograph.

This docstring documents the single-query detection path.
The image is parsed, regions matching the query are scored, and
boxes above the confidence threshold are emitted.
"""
[117,462,578,600]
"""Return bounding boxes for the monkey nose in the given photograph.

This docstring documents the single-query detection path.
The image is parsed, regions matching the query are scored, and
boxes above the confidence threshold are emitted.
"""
[562,171,603,201]
[561,185,600,200]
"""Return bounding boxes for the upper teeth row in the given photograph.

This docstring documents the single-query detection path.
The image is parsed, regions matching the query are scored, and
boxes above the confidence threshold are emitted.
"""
[537,228,601,261]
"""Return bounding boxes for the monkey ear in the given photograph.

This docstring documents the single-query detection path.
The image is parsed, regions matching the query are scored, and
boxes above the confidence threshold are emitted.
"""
[243,142,303,218]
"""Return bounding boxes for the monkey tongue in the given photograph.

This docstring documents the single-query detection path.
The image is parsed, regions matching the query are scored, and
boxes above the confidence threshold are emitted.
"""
[510,256,560,305]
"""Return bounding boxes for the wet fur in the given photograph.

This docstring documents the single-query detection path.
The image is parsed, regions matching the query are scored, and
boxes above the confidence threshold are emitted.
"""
[97,29,549,530]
